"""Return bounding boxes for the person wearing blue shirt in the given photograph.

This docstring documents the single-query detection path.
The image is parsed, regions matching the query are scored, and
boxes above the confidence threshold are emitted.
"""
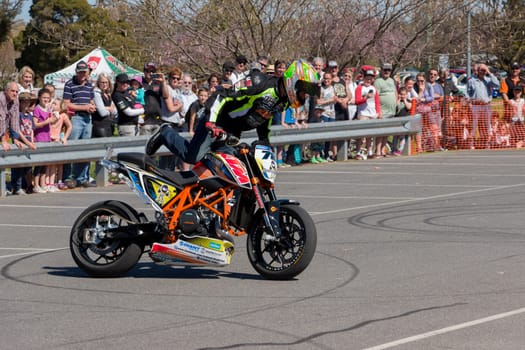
[467,63,500,149]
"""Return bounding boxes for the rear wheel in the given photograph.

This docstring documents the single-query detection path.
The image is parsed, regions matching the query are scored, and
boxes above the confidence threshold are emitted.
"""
[247,204,317,280]
[70,201,143,277]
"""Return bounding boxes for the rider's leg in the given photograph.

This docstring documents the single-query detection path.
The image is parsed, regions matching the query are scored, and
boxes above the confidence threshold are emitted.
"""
[145,123,189,158]
[185,119,214,164]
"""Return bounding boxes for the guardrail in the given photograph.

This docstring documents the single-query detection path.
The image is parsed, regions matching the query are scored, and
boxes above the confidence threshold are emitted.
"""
[0,115,421,196]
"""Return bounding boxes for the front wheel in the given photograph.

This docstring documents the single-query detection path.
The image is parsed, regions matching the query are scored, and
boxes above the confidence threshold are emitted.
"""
[70,200,143,277]
[247,204,317,280]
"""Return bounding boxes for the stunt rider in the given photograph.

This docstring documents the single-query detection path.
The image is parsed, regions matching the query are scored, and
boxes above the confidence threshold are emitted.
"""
[145,60,320,168]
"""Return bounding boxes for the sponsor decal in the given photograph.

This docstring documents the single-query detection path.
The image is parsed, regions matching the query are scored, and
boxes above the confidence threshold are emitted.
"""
[106,55,127,72]
[220,153,249,185]
[149,179,177,206]
[87,56,101,70]
[179,240,201,253]
[209,241,222,250]
[152,241,230,266]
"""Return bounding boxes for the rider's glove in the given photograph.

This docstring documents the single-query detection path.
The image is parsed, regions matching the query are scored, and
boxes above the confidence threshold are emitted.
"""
[205,122,225,138]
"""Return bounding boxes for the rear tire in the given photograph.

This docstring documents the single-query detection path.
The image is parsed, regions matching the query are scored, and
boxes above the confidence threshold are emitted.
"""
[247,204,317,280]
[70,200,143,277]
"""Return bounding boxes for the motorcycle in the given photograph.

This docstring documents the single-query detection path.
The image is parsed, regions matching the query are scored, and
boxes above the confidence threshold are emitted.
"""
[69,137,317,280]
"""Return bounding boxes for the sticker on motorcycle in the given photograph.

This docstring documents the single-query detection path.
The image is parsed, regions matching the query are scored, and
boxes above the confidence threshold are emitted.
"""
[148,179,178,207]
[254,144,277,182]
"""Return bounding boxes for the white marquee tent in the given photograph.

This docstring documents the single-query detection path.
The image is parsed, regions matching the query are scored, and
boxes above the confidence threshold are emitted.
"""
[44,47,142,90]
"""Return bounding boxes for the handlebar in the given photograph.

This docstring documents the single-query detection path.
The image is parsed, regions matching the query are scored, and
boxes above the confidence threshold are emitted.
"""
[217,132,240,146]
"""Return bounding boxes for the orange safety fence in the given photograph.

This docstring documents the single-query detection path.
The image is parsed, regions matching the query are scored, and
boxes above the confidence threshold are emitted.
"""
[411,97,525,153]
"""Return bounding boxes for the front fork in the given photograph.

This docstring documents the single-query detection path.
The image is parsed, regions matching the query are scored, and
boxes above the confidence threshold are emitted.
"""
[240,148,282,239]
[253,185,282,239]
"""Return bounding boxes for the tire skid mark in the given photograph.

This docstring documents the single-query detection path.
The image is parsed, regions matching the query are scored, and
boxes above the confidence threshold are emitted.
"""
[2,249,358,350]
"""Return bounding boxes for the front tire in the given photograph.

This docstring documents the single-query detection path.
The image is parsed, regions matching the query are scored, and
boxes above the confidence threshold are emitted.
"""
[70,200,143,277]
[247,204,317,280]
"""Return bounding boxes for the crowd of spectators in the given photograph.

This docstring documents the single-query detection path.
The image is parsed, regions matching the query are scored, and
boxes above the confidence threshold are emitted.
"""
[1,56,524,194]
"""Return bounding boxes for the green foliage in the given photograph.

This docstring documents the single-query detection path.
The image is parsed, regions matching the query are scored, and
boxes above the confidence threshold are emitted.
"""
[0,0,23,43]
[14,0,141,77]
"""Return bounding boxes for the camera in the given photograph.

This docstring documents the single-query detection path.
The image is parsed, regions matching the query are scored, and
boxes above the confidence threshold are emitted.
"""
[151,73,160,79]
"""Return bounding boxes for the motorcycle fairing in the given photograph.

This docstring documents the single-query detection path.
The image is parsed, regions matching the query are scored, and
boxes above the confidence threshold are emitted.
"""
[204,152,251,189]
[122,165,179,212]
[150,236,234,266]
[143,176,179,208]
[254,144,277,183]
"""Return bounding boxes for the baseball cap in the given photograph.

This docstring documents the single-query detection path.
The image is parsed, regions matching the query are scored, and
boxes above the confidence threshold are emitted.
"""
[76,60,89,72]
[236,55,248,64]
[382,62,393,70]
[364,69,375,77]
[250,62,262,71]
[511,62,521,69]
[513,84,523,91]
[144,62,157,71]
[222,61,235,71]
[130,75,143,86]
[266,64,275,74]
[115,73,129,84]
[328,60,338,68]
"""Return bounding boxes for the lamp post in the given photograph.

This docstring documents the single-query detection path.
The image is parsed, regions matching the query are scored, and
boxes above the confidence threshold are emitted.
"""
[467,9,472,77]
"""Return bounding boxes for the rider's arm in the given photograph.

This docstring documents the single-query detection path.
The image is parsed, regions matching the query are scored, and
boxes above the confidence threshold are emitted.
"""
[256,118,271,142]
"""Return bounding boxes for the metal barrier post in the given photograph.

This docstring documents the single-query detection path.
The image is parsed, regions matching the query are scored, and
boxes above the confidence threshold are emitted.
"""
[336,140,348,161]
[0,169,6,196]
[95,162,109,187]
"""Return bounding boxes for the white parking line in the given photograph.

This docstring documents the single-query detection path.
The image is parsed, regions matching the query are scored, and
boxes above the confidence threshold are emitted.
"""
[0,224,70,228]
[279,182,493,188]
[283,170,525,177]
[311,183,525,216]
[362,307,525,350]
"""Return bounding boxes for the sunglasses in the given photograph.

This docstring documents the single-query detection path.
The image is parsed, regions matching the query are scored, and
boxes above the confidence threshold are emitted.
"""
[417,80,425,82]
[170,76,180,80]
[259,62,267,67]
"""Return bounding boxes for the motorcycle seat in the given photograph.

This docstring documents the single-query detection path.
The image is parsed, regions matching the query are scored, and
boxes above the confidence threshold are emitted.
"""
[117,152,199,186]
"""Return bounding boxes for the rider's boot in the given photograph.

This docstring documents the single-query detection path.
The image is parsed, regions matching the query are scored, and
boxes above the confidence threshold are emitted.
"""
[146,123,171,155]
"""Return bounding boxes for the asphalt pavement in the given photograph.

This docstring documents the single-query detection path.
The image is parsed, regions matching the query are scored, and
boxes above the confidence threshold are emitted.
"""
[1,149,525,349]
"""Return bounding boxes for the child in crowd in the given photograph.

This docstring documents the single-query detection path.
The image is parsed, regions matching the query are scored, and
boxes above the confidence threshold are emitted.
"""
[10,93,38,195]
[391,87,412,155]
[187,87,209,137]
[282,107,301,166]
[50,99,72,145]
[32,88,58,193]
[493,118,511,147]
[293,97,309,165]
[130,76,145,124]
[509,85,525,147]
[43,83,56,99]
[273,108,289,167]
[317,72,337,161]
[308,106,327,164]
[49,99,72,189]
[354,69,381,159]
